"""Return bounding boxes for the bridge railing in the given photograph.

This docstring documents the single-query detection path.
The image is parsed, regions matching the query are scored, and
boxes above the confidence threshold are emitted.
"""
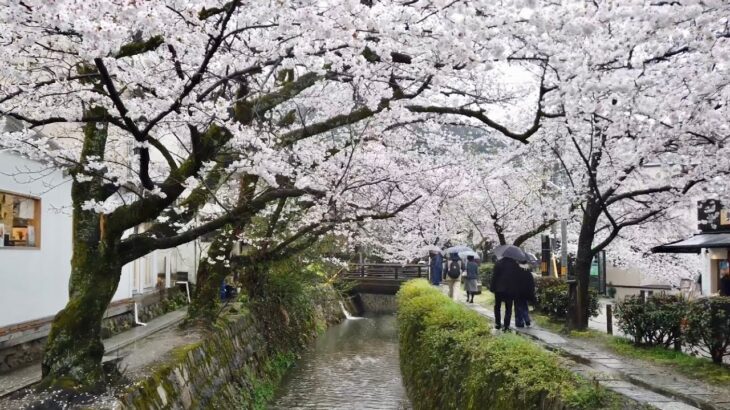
[341,263,429,280]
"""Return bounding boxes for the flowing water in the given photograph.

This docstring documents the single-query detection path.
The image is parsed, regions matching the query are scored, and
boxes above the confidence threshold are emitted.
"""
[270,314,411,409]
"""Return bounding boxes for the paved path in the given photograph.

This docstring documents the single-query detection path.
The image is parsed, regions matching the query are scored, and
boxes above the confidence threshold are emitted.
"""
[0,308,187,398]
[442,287,730,410]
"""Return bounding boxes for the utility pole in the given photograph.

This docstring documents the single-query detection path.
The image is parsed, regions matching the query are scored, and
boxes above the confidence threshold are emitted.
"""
[561,220,568,277]
[541,235,551,276]
[550,221,558,277]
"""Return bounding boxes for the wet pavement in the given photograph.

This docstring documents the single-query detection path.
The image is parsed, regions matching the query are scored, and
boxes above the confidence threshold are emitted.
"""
[442,286,730,410]
[0,308,189,398]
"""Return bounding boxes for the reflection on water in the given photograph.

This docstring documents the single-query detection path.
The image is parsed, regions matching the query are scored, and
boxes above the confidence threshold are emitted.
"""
[270,314,411,410]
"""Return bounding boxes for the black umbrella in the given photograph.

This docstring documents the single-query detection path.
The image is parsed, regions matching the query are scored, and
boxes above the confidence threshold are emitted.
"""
[493,244,527,262]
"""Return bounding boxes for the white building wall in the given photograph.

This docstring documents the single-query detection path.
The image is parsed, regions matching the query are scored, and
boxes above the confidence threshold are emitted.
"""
[702,248,727,296]
[0,151,195,327]
[0,151,73,327]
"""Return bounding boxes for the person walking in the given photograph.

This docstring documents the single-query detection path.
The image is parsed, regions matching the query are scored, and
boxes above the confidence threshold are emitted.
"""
[490,256,520,330]
[720,271,730,296]
[464,255,479,303]
[515,264,535,328]
[429,250,443,286]
[446,253,462,299]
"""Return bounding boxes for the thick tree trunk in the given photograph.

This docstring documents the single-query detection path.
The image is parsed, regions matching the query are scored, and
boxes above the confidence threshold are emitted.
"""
[573,237,594,329]
[39,108,123,392]
[574,201,599,330]
[40,250,121,392]
[40,203,122,391]
[188,232,234,322]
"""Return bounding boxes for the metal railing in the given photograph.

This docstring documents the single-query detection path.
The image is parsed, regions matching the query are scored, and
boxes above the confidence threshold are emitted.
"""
[341,263,429,280]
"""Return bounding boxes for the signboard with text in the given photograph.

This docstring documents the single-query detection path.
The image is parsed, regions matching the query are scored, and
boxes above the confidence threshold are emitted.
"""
[697,200,730,232]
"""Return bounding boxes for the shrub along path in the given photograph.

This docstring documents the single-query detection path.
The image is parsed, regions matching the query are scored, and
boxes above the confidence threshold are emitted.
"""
[442,286,730,410]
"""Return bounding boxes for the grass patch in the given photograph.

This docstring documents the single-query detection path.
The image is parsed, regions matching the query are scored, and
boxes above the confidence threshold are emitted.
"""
[608,338,730,387]
[565,324,730,388]
[472,288,494,306]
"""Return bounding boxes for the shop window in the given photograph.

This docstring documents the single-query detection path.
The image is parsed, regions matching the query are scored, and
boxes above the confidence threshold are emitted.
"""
[718,260,729,294]
[0,191,41,248]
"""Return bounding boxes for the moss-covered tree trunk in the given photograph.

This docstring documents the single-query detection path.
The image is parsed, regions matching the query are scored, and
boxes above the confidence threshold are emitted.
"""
[39,234,122,391]
[188,231,235,322]
[40,110,123,392]
[188,175,259,323]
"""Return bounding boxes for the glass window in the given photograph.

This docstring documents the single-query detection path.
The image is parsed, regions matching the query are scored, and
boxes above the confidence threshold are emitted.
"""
[0,191,41,248]
[718,260,729,294]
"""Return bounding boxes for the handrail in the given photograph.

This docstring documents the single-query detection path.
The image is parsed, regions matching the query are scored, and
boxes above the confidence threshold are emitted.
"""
[341,263,429,281]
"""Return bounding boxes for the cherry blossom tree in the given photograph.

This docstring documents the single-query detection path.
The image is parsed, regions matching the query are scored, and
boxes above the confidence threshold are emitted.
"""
[0,1,559,390]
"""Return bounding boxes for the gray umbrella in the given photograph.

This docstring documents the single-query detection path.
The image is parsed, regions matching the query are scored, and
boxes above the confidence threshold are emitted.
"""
[493,244,527,262]
[443,245,474,256]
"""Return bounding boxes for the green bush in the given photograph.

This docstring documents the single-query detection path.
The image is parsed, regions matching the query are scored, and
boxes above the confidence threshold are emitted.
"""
[397,280,618,410]
[535,277,599,320]
[614,294,686,348]
[478,263,494,287]
[607,282,617,298]
[683,296,730,364]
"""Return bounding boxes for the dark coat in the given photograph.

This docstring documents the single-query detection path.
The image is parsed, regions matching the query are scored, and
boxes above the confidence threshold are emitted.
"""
[516,267,536,303]
[490,257,521,297]
[430,253,443,278]
[721,275,730,297]
[466,261,479,280]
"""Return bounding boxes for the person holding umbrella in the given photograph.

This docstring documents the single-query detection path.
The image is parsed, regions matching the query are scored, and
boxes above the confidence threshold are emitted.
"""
[464,255,480,303]
[489,245,525,331]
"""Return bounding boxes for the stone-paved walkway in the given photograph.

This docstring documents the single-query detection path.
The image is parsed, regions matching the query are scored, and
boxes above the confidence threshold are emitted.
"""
[0,308,187,398]
[441,286,730,410]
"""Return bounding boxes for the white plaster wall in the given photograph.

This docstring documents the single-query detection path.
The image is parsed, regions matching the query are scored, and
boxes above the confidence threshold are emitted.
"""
[0,152,143,327]
[702,248,727,296]
[172,240,209,284]
[0,151,73,327]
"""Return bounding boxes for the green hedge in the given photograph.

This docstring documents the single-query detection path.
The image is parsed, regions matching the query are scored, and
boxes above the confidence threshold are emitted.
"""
[614,294,686,348]
[535,277,600,320]
[397,280,619,410]
[478,263,494,287]
[683,296,730,364]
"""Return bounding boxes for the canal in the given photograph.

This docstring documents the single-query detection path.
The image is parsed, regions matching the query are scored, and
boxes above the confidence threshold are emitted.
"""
[270,314,411,409]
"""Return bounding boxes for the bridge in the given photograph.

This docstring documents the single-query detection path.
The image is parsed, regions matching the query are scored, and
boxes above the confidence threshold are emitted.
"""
[340,263,430,295]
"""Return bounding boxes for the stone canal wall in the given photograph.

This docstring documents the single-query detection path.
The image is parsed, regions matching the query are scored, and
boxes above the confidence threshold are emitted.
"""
[359,293,398,314]
[118,285,343,409]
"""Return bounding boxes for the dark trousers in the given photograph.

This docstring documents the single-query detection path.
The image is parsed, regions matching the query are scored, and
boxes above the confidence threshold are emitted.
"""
[515,298,531,326]
[494,293,513,329]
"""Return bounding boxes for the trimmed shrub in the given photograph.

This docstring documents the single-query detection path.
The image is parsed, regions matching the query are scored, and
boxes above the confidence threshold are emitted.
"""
[478,263,494,287]
[683,296,730,364]
[607,283,617,298]
[535,277,599,320]
[614,294,686,348]
[397,279,619,410]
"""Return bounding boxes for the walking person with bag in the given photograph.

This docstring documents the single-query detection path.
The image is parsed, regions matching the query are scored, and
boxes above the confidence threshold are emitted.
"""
[446,253,462,299]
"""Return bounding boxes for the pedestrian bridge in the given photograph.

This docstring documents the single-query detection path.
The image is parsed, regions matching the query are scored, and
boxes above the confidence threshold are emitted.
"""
[340,263,429,295]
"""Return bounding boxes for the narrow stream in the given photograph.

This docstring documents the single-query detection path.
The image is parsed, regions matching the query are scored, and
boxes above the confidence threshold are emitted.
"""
[270,314,411,409]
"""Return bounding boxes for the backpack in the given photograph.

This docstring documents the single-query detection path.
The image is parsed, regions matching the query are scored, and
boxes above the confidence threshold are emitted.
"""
[447,260,461,279]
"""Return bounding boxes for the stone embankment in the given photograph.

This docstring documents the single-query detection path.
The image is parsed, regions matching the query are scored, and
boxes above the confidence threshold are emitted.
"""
[117,285,343,409]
